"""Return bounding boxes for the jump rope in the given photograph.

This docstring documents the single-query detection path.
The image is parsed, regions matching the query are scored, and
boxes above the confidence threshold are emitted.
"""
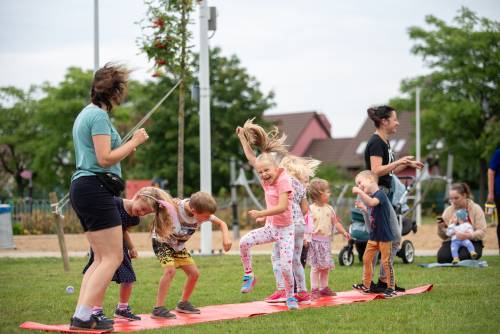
[51,79,183,217]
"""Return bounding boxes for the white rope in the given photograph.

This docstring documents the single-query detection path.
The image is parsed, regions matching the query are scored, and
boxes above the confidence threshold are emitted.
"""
[121,79,182,143]
[54,80,182,217]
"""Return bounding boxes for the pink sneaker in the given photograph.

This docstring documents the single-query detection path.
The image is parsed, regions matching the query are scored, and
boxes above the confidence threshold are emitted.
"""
[294,291,311,304]
[311,288,321,300]
[320,286,336,297]
[264,289,286,303]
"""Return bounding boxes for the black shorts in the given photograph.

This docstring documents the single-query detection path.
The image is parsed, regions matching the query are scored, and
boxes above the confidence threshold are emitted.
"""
[70,176,122,232]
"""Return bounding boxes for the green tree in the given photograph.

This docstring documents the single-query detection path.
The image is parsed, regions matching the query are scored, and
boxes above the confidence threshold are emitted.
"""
[128,47,274,196]
[0,86,39,196]
[138,0,195,197]
[391,7,500,201]
[0,67,140,197]
[29,68,92,192]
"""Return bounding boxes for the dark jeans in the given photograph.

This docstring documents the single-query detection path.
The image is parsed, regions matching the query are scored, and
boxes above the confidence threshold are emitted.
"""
[437,239,484,263]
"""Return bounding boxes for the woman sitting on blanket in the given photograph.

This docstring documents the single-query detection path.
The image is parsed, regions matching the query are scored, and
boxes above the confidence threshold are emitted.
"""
[436,182,487,263]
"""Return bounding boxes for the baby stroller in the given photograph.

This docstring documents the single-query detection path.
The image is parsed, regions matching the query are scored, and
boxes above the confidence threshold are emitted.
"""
[338,175,418,266]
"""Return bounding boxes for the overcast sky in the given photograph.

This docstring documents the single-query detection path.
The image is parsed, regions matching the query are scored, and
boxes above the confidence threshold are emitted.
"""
[1,0,498,137]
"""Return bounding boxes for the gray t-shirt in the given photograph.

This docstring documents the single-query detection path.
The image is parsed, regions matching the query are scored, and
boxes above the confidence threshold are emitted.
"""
[72,104,122,181]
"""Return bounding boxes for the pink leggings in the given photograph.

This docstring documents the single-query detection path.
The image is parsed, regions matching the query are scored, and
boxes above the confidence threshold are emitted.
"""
[240,224,295,298]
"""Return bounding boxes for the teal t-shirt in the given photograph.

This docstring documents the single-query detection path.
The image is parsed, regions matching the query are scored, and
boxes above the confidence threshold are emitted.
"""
[71,104,122,182]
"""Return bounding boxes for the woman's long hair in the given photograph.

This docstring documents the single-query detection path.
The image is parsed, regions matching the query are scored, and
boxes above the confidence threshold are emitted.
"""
[91,62,131,111]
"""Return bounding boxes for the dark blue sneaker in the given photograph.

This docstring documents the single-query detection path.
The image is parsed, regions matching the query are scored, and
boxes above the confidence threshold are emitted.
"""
[115,306,141,321]
[70,314,113,331]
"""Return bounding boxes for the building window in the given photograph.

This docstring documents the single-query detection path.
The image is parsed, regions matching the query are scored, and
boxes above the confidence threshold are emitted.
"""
[356,141,367,154]
[395,139,406,152]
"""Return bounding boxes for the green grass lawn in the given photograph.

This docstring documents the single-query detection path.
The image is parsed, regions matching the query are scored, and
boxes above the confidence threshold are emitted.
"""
[1,255,499,334]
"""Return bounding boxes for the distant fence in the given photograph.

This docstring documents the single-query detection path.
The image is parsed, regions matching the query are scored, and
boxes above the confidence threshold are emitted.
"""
[7,195,357,235]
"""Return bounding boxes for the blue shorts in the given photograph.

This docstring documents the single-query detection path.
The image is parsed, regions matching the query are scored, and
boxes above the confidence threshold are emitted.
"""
[70,176,121,232]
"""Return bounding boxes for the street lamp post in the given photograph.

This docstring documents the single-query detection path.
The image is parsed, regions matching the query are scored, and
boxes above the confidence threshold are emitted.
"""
[199,0,212,255]
[94,0,99,72]
[415,87,422,226]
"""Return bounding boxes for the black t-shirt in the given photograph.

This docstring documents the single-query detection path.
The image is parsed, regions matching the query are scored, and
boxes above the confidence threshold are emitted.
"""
[114,197,140,230]
[369,190,395,241]
[364,134,394,189]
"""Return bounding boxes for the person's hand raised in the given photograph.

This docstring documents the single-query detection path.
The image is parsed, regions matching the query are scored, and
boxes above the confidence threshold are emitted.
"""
[131,128,149,147]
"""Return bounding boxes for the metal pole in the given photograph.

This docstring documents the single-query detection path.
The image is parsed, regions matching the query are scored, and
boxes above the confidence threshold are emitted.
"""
[94,0,99,72]
[230,158,239,240]
[199,0,212,255]
[415,87,422,226]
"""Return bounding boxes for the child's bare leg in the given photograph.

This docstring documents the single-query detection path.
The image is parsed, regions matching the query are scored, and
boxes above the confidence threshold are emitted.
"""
[319,269,329,289]
[179,264,200,302]
[155,266,176,307]
[119,282,133,304]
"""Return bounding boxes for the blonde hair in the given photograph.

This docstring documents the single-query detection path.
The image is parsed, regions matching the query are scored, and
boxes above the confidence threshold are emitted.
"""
[255,152,281,167]
[355,170,379,183]
[308,178,330,203]
[136,186,176,240]
[190,191,217,214]
[280,155,321,183]
[240,118,288,156]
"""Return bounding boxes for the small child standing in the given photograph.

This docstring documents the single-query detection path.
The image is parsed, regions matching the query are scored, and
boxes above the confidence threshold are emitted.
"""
[307,178,350,299]
[352,170,397,298]
[447,209,477,264]
[151,191,232,319]
[82,186,175,323]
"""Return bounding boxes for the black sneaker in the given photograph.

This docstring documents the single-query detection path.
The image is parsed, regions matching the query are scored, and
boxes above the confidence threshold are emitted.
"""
[70,314,113,331]
[373,280,387,293]
[151,306,177,319]
[383,288,397,298]
[352,283,375,294]
[93,310,114,324]
[115,306,141,321]
[175,300,201,314]
[395,284,406,292]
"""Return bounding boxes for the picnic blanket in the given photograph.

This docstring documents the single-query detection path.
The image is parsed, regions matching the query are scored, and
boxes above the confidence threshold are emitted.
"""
[419,259,488,268]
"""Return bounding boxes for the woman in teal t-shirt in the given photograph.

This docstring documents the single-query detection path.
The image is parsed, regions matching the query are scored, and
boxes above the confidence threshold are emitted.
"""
[69,63,149,331]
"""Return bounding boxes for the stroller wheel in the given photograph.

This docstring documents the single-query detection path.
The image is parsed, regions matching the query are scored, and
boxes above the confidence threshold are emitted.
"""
[339,246,354,266]
[400,240,415,264]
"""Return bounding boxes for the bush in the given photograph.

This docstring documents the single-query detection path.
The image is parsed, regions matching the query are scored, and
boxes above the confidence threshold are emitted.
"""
[12,222,23,235]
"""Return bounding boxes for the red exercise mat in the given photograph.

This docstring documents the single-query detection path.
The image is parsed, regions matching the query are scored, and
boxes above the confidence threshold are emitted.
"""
[20,284,433,333]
